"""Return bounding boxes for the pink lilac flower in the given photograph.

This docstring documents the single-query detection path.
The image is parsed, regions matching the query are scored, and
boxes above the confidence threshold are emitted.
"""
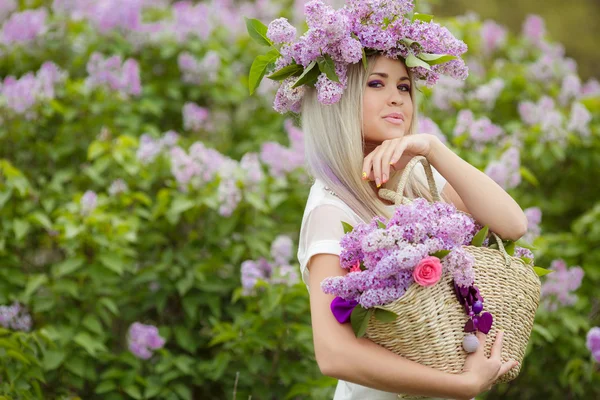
[480,20,507,55]
[80,190,98,216]
[267,17,297,44]
[178,51,220,84]
[522,14,545,44]
[1,8,47,45]
[136,131,179,164]
[85,53,142,97]
[443,247,475,287]
[540,259,584,312]
[567,102,592,138]
[182,102,210,131]
[431,75,466,111]
[217,176,241,217]
[417,117,447,144]
[484,147,521,190]
[108,179,129,196]
[127,322,165,360]
[0,302,32,332]
[586,327,600,363]
[271,265,300,286]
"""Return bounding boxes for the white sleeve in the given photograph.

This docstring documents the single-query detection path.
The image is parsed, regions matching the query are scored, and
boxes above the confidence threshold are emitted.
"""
[297,204,357,289]
[413,162,447,196]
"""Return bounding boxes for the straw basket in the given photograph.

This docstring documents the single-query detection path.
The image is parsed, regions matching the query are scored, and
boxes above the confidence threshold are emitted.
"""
[370,156,541,399]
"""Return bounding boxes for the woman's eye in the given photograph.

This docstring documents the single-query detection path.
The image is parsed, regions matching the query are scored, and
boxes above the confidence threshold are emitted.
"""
[368,81,383,88]
[398,84,410,91]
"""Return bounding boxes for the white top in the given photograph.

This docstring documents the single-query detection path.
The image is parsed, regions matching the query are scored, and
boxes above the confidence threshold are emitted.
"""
[297,164,448,400]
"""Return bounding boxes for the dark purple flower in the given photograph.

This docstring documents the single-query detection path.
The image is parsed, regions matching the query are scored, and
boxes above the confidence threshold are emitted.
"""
[331,296,358,324]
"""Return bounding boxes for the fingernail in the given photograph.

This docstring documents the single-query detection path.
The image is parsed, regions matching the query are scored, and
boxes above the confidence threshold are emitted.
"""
[390,160,395,166]
[382,174,388,183]
[362,171,367,180]
[376,179,381,187]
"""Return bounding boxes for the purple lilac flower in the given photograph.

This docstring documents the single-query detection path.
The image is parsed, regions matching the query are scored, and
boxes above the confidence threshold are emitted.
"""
[267,17,297,44]
[587,327,600,363]
[183,102,210,131]
[241,258,272,295]
[470,78,505,109]
[80,190,98,216]
[260,120,304,178]
[484,147,521,190]
[417,117,446,144]
[178,51,220,84]
[1,8,47,45]
[271,265,300,286]
[480,20,507,55]
[541,259,584,312]
[85,53,142,97]
[1,62,66,116]
[127,322,165,360]
[0,0,17,22]
[515,246,534,263]
[0,302,32,332]
[136,131,179,164]
[522,14,545,44]
[108,179,129,196]
[567,102,592,138]
[170,1,213,42]
[444,247,475,287]
[239,152,264,188]
[271,235,294,266]
[558,74,581,106]
[217,176,242,217]
[431,75,466,111]
[581,79,600,97]
[523,207,542,244]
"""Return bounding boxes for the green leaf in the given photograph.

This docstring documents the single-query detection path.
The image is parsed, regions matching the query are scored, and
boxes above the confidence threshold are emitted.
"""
[341,221,354,234]
[52,257,85,278]
[534,266,553,277]
[317,54,339,83]
[405,54,431,70]
[74,332,107,357]
[504,240,516,256]
[376,220,386,229]
[400,38,418,47]
[99,298,119,315]
[292,60,320,88]
[431,250,451,259]
[417,53,457,65]
[412,13,434,23]
[520,166,540,187]
[43,350,66,371]
[7,349,30,365]
[24,274,48,299]
[95,381,117,394]
[83,315,104,335]
[98,253,126,275]
[515,239,536,250]
[29,211,53,230]
[173,383,192,400]
[350,306,373,338]
[374,308,398,323]
[267,63,304,81]
[471,225,489,247]
[124,385,143,400]
[13,218,30,241]
[244,17,272,47]
[248,49,279,95]
[532,324,555,342]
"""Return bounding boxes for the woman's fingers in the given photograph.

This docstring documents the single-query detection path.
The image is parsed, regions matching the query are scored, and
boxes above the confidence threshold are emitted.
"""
[490,330,504,360]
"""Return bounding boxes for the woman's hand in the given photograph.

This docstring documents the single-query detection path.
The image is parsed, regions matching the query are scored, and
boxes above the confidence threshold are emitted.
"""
[460,331,519,398]
[362,134,439,187]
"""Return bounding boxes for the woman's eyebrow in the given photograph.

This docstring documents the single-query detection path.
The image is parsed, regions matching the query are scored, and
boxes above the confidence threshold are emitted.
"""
[369,72,410,81]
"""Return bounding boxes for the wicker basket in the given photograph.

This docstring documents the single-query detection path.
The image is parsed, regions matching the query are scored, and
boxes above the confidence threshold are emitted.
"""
[371,156,541,399]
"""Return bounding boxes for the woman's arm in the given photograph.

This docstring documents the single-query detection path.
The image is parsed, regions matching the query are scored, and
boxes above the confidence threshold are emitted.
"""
[309,253,477,400]
[426,137,528,241]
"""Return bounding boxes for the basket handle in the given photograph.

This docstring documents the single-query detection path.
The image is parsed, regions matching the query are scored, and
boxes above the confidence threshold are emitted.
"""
[378,156,440,206]
[379,156,512,267]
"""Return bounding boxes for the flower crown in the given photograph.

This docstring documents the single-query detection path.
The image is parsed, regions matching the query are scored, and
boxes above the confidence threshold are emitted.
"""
[245,0,469,114]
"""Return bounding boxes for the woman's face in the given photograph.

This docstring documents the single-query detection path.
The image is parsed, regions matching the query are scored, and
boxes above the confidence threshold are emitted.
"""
[362,56,414,146]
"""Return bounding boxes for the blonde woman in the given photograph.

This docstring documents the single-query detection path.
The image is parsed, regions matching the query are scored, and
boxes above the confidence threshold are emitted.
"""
[296,54,527,399]
[247,0,529,397]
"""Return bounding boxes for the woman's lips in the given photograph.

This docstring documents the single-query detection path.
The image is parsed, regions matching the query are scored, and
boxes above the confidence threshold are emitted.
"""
[383,116,404,125]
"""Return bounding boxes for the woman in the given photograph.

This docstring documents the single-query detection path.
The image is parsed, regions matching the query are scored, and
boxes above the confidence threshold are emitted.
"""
[249,0,529,397]
[296,54,527,399]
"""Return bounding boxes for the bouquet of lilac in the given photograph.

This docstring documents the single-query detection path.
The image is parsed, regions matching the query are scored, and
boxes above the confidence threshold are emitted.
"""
[321,197,545,352]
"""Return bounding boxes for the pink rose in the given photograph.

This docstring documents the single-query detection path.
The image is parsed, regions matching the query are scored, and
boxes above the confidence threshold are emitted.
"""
[413,256,443,287]
[349,260,361,273]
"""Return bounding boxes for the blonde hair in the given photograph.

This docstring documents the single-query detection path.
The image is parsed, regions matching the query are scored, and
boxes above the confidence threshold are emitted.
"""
[301,54,448,223]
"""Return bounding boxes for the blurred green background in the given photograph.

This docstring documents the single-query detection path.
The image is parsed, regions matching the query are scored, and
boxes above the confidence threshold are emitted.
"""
[433,0,600,79]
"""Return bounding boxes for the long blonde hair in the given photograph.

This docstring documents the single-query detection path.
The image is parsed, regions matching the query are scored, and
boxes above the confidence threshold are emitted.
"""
[301,54,448,223]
